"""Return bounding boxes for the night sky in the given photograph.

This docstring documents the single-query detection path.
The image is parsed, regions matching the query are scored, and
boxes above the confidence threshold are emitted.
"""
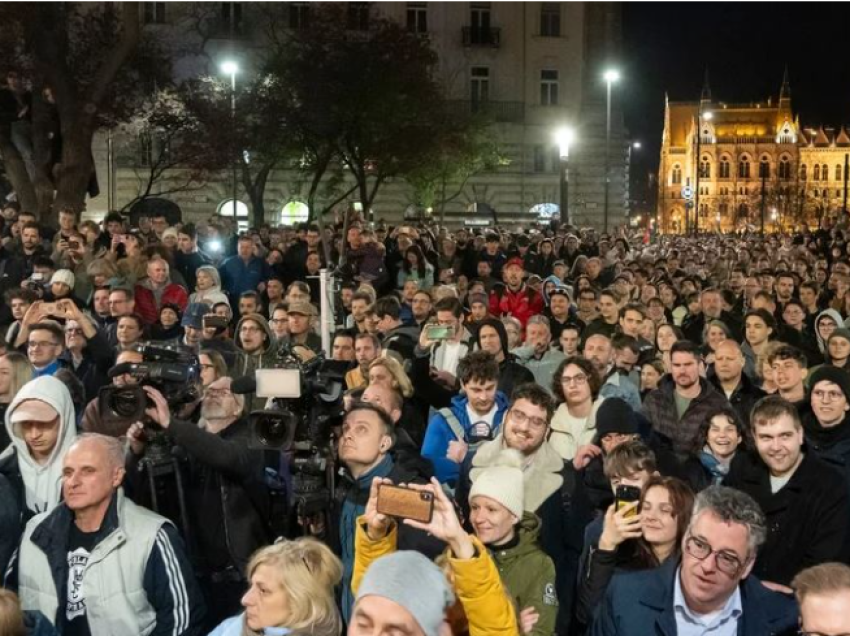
[621,2,850,182]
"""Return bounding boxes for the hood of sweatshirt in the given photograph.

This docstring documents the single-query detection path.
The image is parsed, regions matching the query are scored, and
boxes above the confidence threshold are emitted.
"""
[3,375,77,514]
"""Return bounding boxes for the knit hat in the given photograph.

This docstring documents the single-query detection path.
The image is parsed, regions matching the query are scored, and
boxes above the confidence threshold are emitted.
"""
[468,292,489,307]
[505,257,524,270]
[809,366,850,401]
[161,227,178,241]
[50,269,75,288]
[356,551,455,636]
[468,449,525,519]
[594,398,639,440]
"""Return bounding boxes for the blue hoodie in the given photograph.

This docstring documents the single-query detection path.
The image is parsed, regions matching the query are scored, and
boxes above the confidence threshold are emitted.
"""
[421,391,510,485]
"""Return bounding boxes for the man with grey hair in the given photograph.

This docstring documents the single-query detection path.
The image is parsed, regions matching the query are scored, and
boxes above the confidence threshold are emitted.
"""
[512,315,565,393]
[8,432,205,635]
[590,486,798,635]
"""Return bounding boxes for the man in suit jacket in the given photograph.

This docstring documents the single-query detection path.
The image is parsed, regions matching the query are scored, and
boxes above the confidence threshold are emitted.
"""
[590,486,798,636]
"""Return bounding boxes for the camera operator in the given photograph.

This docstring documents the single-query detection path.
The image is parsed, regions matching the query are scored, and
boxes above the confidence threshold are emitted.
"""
[81,348,144,437]
[126,379,270,630]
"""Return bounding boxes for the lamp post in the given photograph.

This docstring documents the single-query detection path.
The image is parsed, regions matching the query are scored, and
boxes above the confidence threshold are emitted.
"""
[603,69,620,233]
[221,60,239,221]
[692,110,712,235]
[555,127,574,226]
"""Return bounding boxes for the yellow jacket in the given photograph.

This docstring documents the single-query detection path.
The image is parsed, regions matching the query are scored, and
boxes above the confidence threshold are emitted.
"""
[352,516,519,636]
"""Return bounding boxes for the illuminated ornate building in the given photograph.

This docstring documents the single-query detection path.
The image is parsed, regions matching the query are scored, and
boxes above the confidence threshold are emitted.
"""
[658,71,850,234]
[658,71,800,233]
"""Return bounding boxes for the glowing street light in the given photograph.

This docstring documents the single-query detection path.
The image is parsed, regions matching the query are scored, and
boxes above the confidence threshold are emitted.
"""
[602,68,620,233]
[554,127,575,224]
[220,60,239,219]
[632,141,642,149]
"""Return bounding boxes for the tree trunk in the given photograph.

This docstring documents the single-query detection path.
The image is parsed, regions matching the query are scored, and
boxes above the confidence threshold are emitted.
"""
[0,130,39,213]
[53,118,95,220]
[243,162,273,228]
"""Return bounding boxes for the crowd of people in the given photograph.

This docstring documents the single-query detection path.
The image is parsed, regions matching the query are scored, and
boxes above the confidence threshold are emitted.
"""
[2,199,850,636]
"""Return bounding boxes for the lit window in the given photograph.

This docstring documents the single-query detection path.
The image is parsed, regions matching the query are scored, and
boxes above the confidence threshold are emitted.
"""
[281,201,309,226]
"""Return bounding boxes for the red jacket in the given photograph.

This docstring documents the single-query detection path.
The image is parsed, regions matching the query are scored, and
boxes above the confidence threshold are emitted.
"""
[134,282,189,326]
[489,285,543,329]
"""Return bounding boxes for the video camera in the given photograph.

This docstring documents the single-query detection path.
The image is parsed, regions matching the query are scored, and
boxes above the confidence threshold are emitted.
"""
[99,342,202,425]
[244,343,346,520]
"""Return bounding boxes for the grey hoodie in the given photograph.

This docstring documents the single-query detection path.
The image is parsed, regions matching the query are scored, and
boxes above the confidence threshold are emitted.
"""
[2,376,77,514]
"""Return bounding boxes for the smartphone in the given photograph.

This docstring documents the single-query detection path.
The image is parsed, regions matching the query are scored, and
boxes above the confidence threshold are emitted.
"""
[41,302,58,316]
[203,314,228,330]
[376,484,434,523]
[425,324,453,340]
[615,485,641,518]
[68,240,80,250]
[31,272,44,282]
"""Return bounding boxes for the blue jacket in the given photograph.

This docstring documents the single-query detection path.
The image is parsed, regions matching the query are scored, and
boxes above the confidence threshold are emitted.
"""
[589,558,798,636]
[217,255,271,303]
[421,391,509,485]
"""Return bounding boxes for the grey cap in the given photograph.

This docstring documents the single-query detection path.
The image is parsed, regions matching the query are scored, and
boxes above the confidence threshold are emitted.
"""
[355,551,455,636]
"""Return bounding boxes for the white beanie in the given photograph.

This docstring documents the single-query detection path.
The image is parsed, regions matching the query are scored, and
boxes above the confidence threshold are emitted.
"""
[468,449,525,519]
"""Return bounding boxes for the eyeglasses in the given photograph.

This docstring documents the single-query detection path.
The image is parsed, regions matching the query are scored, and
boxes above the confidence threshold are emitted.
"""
[509,408,548,430]
[269,318,287,324]
[684,535,745,576]
[28,341,58,349]
[813,389,845,402]
[561,373,588,386]
[200,363,216,371]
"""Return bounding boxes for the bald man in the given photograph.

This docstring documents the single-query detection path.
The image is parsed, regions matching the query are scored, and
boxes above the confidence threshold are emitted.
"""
[709,339,765,425]
[10,434,205,635]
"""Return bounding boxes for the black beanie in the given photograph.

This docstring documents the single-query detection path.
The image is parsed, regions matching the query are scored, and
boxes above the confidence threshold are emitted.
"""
[595,398,639,440]
[809,366,850,401]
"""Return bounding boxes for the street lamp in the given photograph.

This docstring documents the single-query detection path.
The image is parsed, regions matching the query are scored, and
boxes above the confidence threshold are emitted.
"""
[221,60,239,220]
[632,141,642,150]
[603,68,620,233]
[555,127,574,225]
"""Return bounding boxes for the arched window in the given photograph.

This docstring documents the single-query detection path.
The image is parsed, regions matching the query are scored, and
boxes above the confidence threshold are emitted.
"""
[738,156,750,179]
[837,164,844,181]
[672,164,682,185]
[813,189,820,197]
[778,157,790,180]
[759,156,770,179]
[800,164,807,180]
[719,157,730,178]
[217,199,249,232]
[821,164,829,181]
[281,201,310,226]
[700,156,711,179]
[814,164,821,181]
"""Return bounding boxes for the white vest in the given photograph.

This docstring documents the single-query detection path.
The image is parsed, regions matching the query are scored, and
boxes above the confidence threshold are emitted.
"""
[18,493,169,636]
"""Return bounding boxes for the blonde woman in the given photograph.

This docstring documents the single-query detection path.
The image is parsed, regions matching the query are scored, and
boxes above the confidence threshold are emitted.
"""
[209,537,342,636]
[367,355,414,399]
[367,355,427,445]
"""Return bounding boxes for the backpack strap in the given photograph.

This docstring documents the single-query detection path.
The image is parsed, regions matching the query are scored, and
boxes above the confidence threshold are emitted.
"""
[439,407,466,442]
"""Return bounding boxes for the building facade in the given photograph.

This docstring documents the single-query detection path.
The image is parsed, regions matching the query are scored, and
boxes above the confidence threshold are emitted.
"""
[658,71,850,234]
[90,2,629,229]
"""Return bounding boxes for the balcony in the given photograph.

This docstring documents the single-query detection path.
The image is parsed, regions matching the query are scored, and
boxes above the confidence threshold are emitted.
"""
[462,26,500,47]
[447,100,524,124]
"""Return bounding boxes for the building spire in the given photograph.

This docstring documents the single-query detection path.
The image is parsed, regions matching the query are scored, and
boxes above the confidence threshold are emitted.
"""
[780,64,791,102]
[700,68,711,104]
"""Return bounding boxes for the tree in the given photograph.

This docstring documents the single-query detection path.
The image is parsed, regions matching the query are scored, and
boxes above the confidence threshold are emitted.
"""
[0,3,173,223]
[406,108,507,223]
[266,4,484,222]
